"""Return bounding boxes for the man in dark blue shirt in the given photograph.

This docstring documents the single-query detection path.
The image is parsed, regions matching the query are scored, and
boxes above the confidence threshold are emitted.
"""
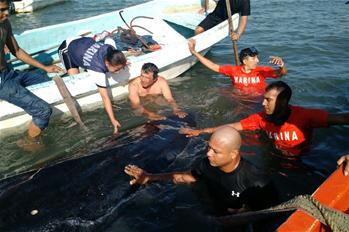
[58,37,127,133]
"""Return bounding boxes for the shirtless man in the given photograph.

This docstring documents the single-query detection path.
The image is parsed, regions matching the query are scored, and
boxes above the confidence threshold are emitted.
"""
[128,62,187,120]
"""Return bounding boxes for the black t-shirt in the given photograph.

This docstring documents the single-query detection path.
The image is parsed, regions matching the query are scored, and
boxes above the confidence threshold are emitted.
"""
[0,19,13,71]
[210,0,251,20]
[191,157,275,211]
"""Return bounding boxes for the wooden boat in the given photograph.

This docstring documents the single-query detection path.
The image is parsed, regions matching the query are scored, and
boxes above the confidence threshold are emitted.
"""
[278,165,349,231]
[0,0,239,136]
[11,0,65,13]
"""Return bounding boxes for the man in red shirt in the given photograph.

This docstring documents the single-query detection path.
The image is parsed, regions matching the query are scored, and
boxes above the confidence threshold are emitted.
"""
[188,39,288,95]
[180,81,349,156]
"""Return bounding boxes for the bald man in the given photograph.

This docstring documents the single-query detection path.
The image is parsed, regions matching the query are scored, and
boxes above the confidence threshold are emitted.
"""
[125,127,275,213]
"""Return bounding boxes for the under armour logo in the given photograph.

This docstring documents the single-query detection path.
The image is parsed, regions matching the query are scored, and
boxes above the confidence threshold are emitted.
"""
[231,191,240,197]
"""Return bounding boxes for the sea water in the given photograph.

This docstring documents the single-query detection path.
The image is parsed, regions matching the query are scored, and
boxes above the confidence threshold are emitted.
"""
[0,0,348,231]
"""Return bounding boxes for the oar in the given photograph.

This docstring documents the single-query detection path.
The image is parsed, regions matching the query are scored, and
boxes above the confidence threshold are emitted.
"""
[52,75,88,131]
[203,0,209,14]
[225,0,239,65]
[8,31,92,64]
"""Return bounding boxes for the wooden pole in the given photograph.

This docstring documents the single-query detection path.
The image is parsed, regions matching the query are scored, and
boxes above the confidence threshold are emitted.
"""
[53,75,87,130]
[225,0,239,65]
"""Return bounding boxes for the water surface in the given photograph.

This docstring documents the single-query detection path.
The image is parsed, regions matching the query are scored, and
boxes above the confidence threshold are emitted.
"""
[0,0,348,231]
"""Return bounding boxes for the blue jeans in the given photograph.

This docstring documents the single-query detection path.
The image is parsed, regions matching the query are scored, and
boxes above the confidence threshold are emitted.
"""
[0,70,52,130]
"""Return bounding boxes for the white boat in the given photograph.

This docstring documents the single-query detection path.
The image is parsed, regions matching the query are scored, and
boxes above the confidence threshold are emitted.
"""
[1,0,239,137]
[12,0,66,13]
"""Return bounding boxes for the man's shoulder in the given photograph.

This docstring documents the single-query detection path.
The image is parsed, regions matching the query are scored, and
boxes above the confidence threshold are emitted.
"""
[244,110,266,120]
[156,76,170,86]
[290,105,315,113]
[3,19,11,25]
[0,19,11,29]
[219,65,237,70]
[290,105,328,118]
[239,158,269,185]
[128,77,141,87]
[190,157,211,179]
[130,76,141,83]
[239,158,263,174]
[157,76,167,83]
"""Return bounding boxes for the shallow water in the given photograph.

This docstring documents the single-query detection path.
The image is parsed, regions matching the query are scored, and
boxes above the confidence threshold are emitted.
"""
[0,0,349,231]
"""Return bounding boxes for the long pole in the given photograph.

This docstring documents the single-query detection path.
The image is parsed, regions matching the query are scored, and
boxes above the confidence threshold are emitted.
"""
[53,75,87,130]
[225,0,239,65]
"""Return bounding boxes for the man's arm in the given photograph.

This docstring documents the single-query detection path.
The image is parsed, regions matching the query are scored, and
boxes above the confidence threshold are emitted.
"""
[188,39,220,73]
[124,164,197,185]
[231,16,248,41]
[160,77,187,118]
[327,113,349,125]
[6,35,62,73]
[337,155,349,176]
[128,81,166,120]
[98,87,121,133]
[128,80,142,108]
[198,0,209,14]
[179,122,243,137]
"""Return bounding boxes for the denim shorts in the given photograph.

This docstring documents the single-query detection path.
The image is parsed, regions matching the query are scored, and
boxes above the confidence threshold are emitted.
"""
[0,69,52,130]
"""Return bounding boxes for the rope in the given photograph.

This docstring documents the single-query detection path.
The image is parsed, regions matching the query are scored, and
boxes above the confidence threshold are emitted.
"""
[213,195,349,231]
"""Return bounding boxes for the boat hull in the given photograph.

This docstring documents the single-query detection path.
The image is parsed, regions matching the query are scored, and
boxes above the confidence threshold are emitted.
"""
[278,166,349,232]
[13,0,66,13]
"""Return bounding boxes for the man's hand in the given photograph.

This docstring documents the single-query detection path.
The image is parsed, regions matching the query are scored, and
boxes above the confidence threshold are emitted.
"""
[174,109,187,119]
[337,154,349,176]
[111,119,121,134]
[148,112,166,121]
[44,64,64,73]
[269,56,285,68]
[4,45,10,54]
[230,31,241,41]
[124,164,150,185]
[188,39,197,54]
[179,127,202,137]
